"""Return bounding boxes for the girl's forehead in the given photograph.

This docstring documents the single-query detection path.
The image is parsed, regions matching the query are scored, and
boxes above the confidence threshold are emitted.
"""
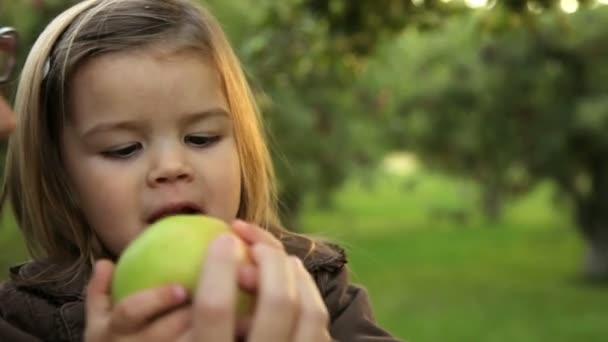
[67,48,230,127]
[73,47,220,95]
[77,46,215,76]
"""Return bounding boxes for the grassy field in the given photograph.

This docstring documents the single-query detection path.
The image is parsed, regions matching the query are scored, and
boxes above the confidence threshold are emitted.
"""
[1,168,607,341]
[0,209,28,279]
[300,169,608,342]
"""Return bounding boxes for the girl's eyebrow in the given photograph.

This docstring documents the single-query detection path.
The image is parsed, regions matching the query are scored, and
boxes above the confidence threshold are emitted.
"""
[81,108,230,139]
[179,108,230,126]
[81,120,141,139]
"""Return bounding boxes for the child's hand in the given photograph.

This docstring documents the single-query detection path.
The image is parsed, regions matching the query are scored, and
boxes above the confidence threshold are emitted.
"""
[185,221,332,342]
[84,260,191,342]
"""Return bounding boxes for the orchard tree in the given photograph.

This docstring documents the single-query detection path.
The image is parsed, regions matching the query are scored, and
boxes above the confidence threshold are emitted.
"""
[271,0,608,278]
[236,0,418,225]
[375,5,608,279]
[236,0,601,225]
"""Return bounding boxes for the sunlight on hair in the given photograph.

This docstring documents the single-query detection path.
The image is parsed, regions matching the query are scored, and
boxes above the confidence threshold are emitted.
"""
[560,0,579,13]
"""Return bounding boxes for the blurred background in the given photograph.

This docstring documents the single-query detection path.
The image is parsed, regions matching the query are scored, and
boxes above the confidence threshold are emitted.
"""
[2,0,608,340]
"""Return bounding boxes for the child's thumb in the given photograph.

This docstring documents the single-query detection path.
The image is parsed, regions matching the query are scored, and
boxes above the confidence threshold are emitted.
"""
[85,259,115,318]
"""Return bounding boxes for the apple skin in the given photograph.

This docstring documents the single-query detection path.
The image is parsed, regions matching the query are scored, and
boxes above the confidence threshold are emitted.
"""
[111,214,253,316]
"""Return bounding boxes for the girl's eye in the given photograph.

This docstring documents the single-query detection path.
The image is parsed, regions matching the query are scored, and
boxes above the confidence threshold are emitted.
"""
[185,135,220,147]
[102,143,142,159]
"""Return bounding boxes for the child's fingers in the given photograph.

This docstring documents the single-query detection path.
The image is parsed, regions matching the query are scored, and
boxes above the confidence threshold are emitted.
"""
[141,306,192,341]
[191,234,241,341]
[109,284,188,334]
[289,257,331,342]
[84,260,115,342]
[231,220,284,250]
[248,244,299,342]
[85,260,114,319]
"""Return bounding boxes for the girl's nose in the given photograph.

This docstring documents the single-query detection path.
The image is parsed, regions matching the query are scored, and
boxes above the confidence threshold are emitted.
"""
[147,150,194,187]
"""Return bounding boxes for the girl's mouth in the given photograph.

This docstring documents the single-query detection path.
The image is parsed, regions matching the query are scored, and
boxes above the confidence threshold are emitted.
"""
[146,202,202,224]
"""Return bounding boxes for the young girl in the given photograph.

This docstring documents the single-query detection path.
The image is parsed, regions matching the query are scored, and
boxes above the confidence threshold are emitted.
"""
[0,1,400,341]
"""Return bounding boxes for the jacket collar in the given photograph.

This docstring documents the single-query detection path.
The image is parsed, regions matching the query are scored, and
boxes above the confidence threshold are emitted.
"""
[9,260,86,303]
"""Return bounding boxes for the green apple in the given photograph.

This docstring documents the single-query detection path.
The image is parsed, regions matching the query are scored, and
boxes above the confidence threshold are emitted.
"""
[111,214,253,317]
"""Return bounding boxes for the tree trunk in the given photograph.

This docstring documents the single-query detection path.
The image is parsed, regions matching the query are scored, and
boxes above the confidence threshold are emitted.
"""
[575,160,608,281]
[481,183,504,223]
[577,203,608,281]
[583,238,608,280]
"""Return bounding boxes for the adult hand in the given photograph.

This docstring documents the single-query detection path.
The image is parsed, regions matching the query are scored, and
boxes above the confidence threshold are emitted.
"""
[185,221,332,342]
[0,96,16,137]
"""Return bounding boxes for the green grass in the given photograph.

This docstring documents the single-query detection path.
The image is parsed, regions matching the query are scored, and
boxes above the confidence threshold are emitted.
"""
[300,170,608,342]
[1,169,606,341]
[0,209,28,278]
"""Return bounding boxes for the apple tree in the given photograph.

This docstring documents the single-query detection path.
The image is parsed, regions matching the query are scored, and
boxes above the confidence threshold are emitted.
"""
[376,5,608,279]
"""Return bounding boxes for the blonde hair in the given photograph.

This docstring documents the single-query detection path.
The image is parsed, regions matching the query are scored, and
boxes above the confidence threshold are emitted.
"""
[1,0,289,285]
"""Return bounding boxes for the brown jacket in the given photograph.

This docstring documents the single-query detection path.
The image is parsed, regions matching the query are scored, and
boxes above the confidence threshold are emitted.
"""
[0,242,402,342]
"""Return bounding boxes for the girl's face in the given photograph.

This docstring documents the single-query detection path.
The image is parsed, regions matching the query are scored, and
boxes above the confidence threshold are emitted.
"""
[62,48,242,256]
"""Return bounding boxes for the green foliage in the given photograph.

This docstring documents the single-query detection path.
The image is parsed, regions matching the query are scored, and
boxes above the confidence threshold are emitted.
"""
[277,1,606,57]
[0,210,28,279]
[366,5,608,275]
[373,6,607,196]
[0,0,75,101]
[236,0,392,224]
[302,0,464,56]
[233,0,608,225]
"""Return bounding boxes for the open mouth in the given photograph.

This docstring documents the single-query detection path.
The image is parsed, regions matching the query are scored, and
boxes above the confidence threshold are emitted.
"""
[147,203,202,224]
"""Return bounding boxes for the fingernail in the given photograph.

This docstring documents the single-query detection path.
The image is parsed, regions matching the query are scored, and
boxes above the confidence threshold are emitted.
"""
[93,259,105,270]
[233,219,249,230]
[173,285,187,300]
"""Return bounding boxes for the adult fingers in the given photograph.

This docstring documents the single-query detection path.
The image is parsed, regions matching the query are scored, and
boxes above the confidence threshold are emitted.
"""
[191,234,242,342]
[248,245,298,342]
[109,284,188,334]
[238,263,258,292]
[231,220,284,250]
[289,257,331,342]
